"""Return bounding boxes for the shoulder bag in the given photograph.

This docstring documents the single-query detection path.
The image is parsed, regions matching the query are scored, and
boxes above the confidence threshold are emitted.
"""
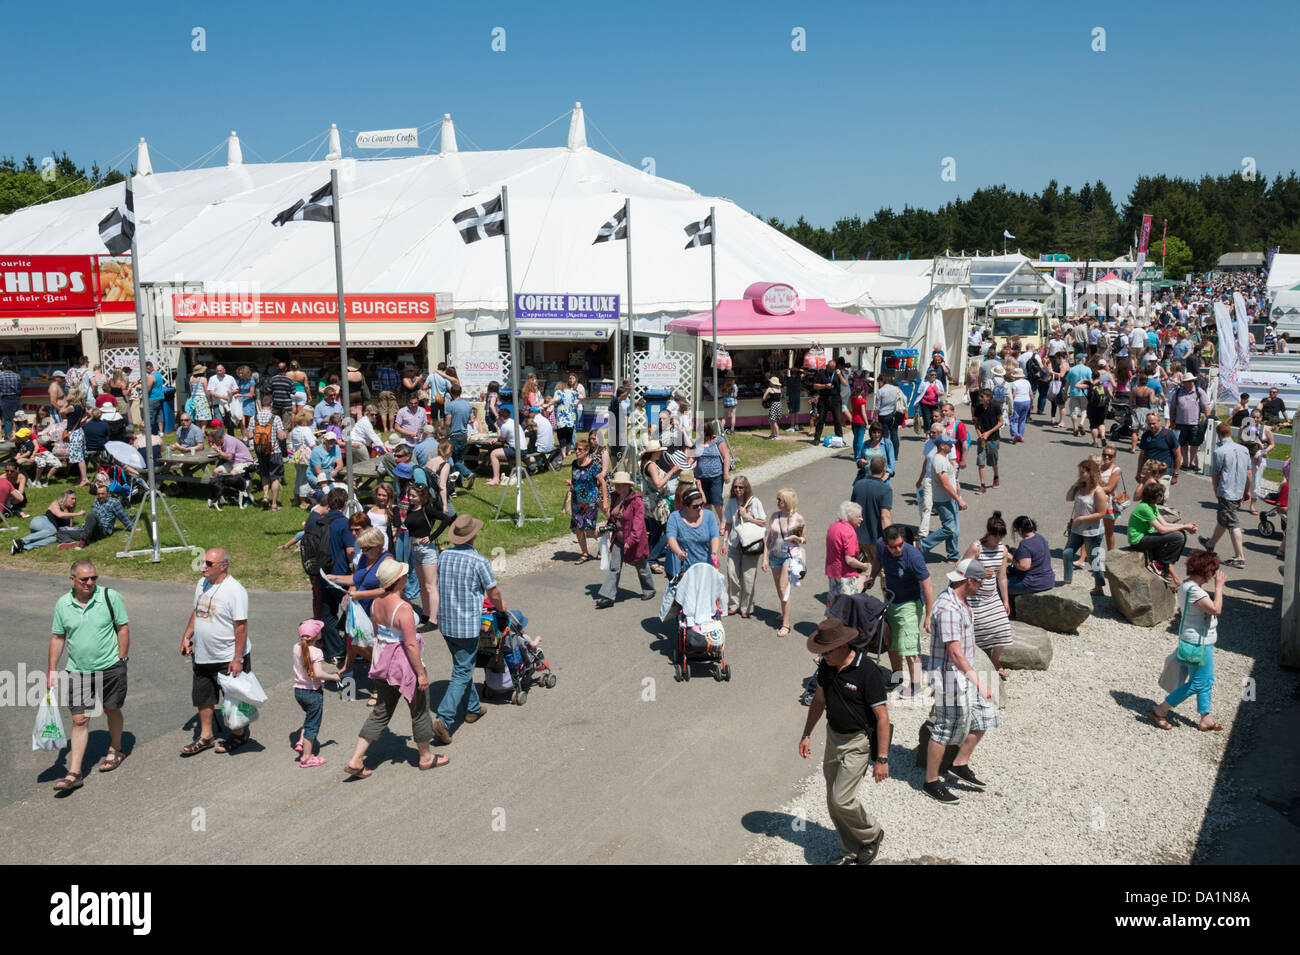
[1112,472,1131,512]
[1174,586,1207,666]
[736,521,765,554]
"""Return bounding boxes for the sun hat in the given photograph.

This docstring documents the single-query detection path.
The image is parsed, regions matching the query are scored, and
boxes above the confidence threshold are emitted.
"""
[191,364,207,375]
[992,364,1006,377]
[946,557,987,585]
[52,370,66,379]
[14,427,31,439]
[678,469,696,484]
[932,431,956,446]
[392,462,414,480]
[321,431,338,443]
[448,513,484,545]
[347,360,360,371]
[376,559,410,590]
[298,619,324,639]
[610,471,634,487]
[640,439,664,455]
[769,376,781,386]
[806,617,859,655]
[1180,372,1196,383]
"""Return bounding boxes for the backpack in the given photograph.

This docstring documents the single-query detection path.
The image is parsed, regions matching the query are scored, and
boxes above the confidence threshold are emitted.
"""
[252,416,278,458]
[1026,354,1045,382]
[1087,381,1110,410]
[301,513,345,577]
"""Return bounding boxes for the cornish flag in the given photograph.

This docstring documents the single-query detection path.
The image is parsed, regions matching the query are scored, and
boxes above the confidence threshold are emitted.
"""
[592,206,627,244]
[454,194,505,244]
[684,214,712,249]
[272,182,334,226]
[1002,229,1015,239]
[98,180,135,255]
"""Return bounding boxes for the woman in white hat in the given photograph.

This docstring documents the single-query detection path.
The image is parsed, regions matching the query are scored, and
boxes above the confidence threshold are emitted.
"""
[595,471,655,608]
[761,377,784,440]
[343,558,448,778]
[639,440,677,574]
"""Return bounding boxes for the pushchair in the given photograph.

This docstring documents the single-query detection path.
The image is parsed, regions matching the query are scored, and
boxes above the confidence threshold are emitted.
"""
[800,589,894,705]
[476,603,555,705]
[1107,393,1133,444]
[660,561,730,682]
[1258,485,1288,539]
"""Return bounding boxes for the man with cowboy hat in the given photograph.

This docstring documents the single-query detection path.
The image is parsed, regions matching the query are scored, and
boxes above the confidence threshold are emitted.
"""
[433,514,507,743]
[596,471,655,608]
[924,557,998,804]
[799,617,890,865]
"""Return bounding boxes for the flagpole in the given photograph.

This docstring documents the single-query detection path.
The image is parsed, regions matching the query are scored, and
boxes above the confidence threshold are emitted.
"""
[502,185,523,528]
[330,168,355,511]
[125,176,162,562]
[709,205,719,427]
[625,198,633,396]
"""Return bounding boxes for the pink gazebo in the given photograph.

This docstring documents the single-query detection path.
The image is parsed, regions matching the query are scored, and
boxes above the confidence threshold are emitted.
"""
[667,282,892,347]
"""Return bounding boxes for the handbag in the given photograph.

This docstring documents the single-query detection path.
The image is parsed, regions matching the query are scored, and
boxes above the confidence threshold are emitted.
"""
[893,391,909,418]
[1158,652,1187,694]
[1173,586,1207,666]
[1113,473,1131,512]
[561,489,573,516]
[736,521,765,554]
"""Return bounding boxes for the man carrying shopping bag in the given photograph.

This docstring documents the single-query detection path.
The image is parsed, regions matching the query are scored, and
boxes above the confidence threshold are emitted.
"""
[46,559,130,793]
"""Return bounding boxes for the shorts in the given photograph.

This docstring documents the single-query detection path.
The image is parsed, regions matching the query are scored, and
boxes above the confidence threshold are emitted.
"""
[1066,395,1087,419]
[67,660,128,716]
[977,439,999,467]
[885,599,923,657]
[258,455,285,484]
[377,391,398,417]
[192,655,252,709]
[768,551,788,571]
[1177,423,1199,447]
[826,575,862,604]
[411,541,439,566]
[699,473,723,506]
[1216,497,1240,530]
[929,680,999,746]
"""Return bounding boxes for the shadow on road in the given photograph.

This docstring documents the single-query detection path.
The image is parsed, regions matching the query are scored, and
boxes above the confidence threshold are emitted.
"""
[740,809,839,865]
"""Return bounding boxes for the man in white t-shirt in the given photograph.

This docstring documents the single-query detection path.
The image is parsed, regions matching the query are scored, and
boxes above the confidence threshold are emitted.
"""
[527,410,556,455]
[179,548,253,756]
[488,416,518,485]
[206,365,239,430]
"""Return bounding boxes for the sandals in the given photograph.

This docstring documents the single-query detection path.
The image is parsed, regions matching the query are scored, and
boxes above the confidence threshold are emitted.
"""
[1197,721,1225,732]
[53,772,84,792]
[299,755,327,768]
[97,747,126,772]
[344,763,374,780]
[575,554,594,565]
[180,737,216,757]
[418,754,451,771]
[215,732,251,754]
[1147,709,1174,731]
[776,626,790,638]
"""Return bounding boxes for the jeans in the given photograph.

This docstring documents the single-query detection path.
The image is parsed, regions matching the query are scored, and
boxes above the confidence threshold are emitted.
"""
[1033,379,1051,414]
[1010,400,1030,440]
[435,635,481,727]
[648,520,670,565]
[55,509,106,545]
[321,587,345,661]
[878,414,900,457]
[1165,645,1214,714]
[294,687,324,739]
[1061,533,1105,587]
[394,530,421,602]
[19,515,59,549]
[449,434,473,481]
[0,396,18,439]
[919,499,960,560]
[852,424,867,463]
[599,541,656,601]
[920,404,936,433]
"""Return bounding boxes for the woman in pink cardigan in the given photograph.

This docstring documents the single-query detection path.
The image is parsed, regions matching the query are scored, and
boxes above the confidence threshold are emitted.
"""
[595,471,656,608]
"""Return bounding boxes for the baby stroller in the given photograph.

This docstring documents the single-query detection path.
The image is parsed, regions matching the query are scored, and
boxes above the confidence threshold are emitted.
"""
[660,561,730,682]
[800,589,894,704]
[1107,393,1133,444]
[476,603,555,705]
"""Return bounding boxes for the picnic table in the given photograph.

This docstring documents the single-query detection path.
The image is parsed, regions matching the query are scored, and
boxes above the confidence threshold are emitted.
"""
[158,450,221,488]
[0,441,13,464]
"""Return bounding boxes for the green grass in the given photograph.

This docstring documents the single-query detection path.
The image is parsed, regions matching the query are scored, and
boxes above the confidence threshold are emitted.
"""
[1,428,804,589]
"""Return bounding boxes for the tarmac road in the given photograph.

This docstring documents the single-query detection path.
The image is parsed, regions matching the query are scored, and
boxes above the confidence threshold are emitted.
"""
[0,411,1244,864]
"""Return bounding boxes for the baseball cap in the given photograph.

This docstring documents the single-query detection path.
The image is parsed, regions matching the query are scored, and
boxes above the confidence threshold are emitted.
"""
[946,558,986,585]
[932,432,956,446]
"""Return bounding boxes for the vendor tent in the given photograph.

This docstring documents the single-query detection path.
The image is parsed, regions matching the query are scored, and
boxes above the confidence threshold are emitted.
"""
[1268,254,1300,294]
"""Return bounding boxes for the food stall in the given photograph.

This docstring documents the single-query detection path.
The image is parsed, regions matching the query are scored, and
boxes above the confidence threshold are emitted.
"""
[665,282,902,427]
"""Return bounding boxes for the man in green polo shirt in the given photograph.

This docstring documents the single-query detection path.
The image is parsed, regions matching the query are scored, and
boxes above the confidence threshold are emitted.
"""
[47,559,130,793]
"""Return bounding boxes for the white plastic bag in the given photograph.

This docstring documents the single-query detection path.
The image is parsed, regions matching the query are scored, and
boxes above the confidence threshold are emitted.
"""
[347,601,375,649]
[32,689,66,751]
[598,532,612,571]
[220,697,260,730]
[217,671,268,705]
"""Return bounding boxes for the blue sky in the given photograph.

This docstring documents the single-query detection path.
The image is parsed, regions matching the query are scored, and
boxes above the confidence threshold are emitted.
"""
[1,0,1293,226]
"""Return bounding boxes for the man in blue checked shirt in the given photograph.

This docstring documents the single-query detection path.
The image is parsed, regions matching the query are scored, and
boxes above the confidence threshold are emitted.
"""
[56,483,133,549]
[0,358,22,439]
[432,514,506,744]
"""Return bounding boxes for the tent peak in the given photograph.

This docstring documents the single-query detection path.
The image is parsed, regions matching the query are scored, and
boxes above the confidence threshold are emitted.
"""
[567,102,587,150]
[326,123,342,161]
[227,131,242,167]
[441,114,458,155]
[136,138,153,176]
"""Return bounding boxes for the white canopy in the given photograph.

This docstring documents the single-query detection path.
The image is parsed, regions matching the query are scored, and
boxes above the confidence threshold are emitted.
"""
[1268,253,1300,295]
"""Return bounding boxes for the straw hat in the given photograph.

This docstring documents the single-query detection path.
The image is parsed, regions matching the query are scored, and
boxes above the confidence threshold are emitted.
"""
[678,469,696,484]
[376,559,410,590]
[347,359,360,371]
[769,376,781,386]
[640,439,664,456]
[991,364,1006,377]
[191,364,207,375]
[448,513,484,545]
[610,471,634,487]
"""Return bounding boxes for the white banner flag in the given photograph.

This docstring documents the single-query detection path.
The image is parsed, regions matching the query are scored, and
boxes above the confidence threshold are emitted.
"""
[1232,292,1252,371]
[1214,301,1240,401]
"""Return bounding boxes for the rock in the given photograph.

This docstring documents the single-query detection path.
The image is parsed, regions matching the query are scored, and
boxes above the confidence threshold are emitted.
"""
[1014,584,1092,633]
[973,646,1008,708]
[1106,548,1176,627]
[1000,622,1054,670]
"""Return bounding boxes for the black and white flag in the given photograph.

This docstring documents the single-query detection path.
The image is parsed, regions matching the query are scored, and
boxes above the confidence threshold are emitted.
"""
[454,194,505,244]
[98,180,135,255]
[683,214,712,249]
[592,205,627,244]
[272,181,334,226]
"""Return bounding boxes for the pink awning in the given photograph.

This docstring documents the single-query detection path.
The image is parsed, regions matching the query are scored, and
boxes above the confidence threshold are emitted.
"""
[668,298,882,337]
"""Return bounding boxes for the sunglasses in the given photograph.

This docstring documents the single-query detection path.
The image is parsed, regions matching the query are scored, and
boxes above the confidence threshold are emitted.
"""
[74,575,98,582]
[203,560,226,567]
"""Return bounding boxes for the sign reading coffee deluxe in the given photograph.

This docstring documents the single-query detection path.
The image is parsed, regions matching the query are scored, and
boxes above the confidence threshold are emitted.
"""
[514,293,620,321]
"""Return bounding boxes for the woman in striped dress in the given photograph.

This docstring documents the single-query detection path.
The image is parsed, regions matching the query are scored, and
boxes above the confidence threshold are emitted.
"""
[960,511,1013,678]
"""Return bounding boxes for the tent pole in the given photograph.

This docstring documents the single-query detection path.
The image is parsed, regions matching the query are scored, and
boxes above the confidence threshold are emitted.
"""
[502,185,523,529]
[125,175,162,562]
[709,205,719,428]
[625,198,633,395]
[330,167,355,513]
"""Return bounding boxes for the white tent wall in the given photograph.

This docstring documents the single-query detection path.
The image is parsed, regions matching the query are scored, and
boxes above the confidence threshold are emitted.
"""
[1267,253,1300,294]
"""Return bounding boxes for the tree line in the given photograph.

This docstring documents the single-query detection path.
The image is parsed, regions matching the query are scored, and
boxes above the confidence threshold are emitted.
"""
[766,170,1300,275]
[0,153,127,217]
